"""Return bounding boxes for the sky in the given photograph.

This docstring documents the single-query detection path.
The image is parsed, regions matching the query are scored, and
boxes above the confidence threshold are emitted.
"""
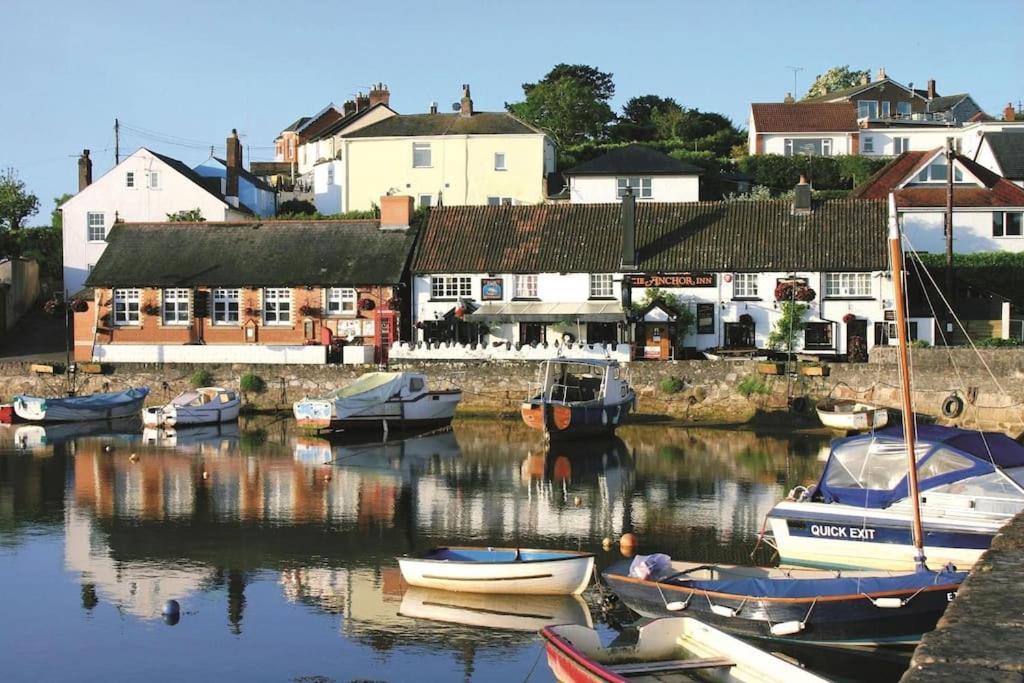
[3,0,1022,220]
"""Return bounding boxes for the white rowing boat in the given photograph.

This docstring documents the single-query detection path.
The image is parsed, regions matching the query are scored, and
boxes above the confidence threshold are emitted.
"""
[815,398,889,432]
[398,587,593,631]
[397,546,594,595]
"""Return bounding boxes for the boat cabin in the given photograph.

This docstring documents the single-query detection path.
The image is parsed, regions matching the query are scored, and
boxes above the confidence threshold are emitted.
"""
[535,359,628,406]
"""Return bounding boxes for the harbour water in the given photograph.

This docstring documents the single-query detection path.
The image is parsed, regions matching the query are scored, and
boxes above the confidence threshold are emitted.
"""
[0,418,911,681]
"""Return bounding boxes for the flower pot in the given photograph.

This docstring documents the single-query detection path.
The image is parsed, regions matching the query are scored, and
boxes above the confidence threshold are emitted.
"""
[756,361,786,376]
[799,364,830,377]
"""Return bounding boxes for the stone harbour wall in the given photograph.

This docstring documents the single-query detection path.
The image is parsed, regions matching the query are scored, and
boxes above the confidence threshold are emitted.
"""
[3,347,1024,431]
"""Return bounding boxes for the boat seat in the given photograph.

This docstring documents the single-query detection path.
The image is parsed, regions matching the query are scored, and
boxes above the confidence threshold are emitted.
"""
[607,657,735,675]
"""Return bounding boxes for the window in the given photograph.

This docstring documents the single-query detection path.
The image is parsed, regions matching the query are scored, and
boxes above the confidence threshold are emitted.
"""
[113,289,140,325]
[263,288,291,325]
[916,161,964,183]
[897,101,912,116]
[862,136,875,154]
[825,273,872,298]
[87,263,95,273]
[87,212,106,242]
[589,273,615,298]
[327,287,357,315]
[881,101,891,117]
[857,100,879,119]
[326,164,334,185]
[148,171,161,189]
[784,139,793,156]
[696,303,715,334]
[430,276,472,299]
[784,138,831,157]
[894,137,910,154]
[513,274,538,299]
[616,177,652,199]
[412,143,432,168]
[126,171,135,188]
[821,139,832,156]
[212,288,240,324]
[733,273,758,298]
[162,288,190,325]
[487,196,514,205]
[418,194,432,208]
[494,152,507,171]
[804,322,833,350]
[993,212,1024,237]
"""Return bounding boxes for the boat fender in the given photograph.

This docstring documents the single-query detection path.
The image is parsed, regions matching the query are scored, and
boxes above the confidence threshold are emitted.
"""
[769,621,805,636]
[942,394,964,418]
[790,397,809,413]
[602,410,608,426]
[869,597,904,609]
[710,604,739,618]
[562,333,575,344]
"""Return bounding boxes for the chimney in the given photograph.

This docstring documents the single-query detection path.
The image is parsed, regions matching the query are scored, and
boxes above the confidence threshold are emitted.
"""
[355,92,370,112]
[620,189,637,270]
[343,99,356,116]
[877,66,887,81]
[368,83,390,108]
[78,149,92,192]
[783,92,795,104]
[226,128,242,202]
[860,72,870,86]
[927,79,937,100]
[380,194,413,231]
[792,175,812,215]
[429,101,438,115]
[1004,103,1016,122]
[460,84,473,118]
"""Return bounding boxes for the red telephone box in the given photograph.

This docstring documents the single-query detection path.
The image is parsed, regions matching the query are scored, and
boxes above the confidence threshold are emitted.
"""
[374,310,397,364]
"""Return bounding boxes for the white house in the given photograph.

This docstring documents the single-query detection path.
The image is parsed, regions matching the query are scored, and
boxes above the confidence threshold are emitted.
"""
[748,102,861,156]
[61,146,252,294]
[564,144,702,203]
[972,131,1024,187]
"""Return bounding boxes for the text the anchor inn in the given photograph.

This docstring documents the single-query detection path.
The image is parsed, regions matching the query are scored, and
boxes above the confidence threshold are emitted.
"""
[400,181,900,361]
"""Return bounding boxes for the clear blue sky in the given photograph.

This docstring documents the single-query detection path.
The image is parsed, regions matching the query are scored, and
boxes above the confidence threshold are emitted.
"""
[3,0,1022,220]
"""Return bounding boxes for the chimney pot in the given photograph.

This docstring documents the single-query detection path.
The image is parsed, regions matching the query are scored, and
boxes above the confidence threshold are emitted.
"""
[460,84,473,118]
[877,66,886,81]
[369,83,390,108]
[620,189,637,270]
[860,73,870,86]
[380,194,414,231]
[355,92,370,112]
[783,92,795,104]
[78,149,93,192]
[793,177,812,214]
[343,100,356,116]
[927,79,937,100]
[1004,102,1016,122]
[430,101,438,115]
[225,129,242,199]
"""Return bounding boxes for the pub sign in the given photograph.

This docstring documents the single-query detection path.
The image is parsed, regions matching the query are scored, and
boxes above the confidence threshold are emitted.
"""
[628,273,716,288]
[481,278,504,301]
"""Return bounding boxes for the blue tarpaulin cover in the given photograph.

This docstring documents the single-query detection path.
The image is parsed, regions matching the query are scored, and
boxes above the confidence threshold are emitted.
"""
[676,566,966,599]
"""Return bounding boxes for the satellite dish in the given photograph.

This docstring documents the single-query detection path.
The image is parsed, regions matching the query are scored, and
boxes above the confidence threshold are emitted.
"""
[451,102,461,112]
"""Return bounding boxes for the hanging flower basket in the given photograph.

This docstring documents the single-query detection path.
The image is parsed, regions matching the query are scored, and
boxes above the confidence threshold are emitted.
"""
[43,297,62,316]
[358,298,375,311]
[142,302,160,316]
[244,306,259,317]
[299,304,320,317]
[774,282,816,302]
[387,297,400,310]
[71,299,89,313]
[842,313,857,324]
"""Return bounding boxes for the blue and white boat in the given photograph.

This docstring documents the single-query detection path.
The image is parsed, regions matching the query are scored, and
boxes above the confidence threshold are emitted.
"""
[763,424,1024,571]
[521,359,635,439]
[13,387,150,423]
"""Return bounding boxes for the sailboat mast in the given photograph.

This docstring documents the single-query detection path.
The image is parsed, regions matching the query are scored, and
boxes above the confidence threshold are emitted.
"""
[887,193,926,563]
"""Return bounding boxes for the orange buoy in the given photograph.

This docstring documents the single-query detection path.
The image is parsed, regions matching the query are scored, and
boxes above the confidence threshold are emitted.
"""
[601,537,612,550]
[620,533,637,548]
[129,453,139,462]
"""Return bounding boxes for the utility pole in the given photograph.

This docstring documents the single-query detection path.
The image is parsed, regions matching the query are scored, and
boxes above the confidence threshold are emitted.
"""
[944,137,954,301]
[114,118,120,164]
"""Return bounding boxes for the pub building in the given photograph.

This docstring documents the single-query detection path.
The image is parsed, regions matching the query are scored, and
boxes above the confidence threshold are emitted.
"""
[411,185,896,358]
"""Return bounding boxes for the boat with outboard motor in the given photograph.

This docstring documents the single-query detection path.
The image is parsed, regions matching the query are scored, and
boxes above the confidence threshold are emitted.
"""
[815,398,890,432]
[142,387,240,427]
[762,423,1024,571]
[521,358,635,439]
[397,546,594,595]
[293,372,461,432]
[13,387,150,423]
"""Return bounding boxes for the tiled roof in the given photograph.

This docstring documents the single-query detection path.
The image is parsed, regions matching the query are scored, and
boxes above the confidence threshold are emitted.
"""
[281,117,310,134]
[984,132,1024,180]
[86,221,417,288]
[343,112,541,138]
[750,103,859,133]
[308,104,394,141]
[852,150,1024,207]
[250,161,291,176]
[926,94,968,113]
[413,200,888,274]
[565,144,703,176]
[803,78,923,103]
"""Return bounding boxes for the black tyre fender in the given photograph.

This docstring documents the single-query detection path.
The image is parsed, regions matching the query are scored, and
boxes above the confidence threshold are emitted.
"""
[790,397,809,412]
[942,394,964,418]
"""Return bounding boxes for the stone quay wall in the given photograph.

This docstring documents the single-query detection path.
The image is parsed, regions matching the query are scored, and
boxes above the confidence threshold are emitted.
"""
[2,347,1024,430]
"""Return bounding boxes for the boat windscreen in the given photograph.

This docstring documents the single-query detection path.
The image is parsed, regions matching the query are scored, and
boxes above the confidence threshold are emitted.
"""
[323,373,403,399]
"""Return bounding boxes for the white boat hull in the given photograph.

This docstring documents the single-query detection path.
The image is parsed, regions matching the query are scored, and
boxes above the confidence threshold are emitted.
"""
[294,391,461,430]
[398,550,594,595]
[142,388,240,427]
[13,388,149,423]
[398,588,593,631]
[815,401,889,431]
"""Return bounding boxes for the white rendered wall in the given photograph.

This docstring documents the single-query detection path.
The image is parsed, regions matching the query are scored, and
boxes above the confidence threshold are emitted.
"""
[901,209,1024,254]
[92,343,326,364]
[569,175,699,203]
[313,161,344,214]
[759,133,852,156]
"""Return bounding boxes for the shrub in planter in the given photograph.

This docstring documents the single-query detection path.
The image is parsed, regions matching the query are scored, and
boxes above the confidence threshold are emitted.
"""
[239,373,266,395]
[142,302,160,316]
[190,369,213,388]
[71,299,89,313]
[299,304,320,317]
[910,339,931,348]
[977,337,1021,348]
[842,313,857,324]
[358,298,375,311]
[658,376,685,394]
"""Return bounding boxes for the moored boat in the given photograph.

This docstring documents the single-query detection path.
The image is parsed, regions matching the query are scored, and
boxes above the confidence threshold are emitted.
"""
[399,587,592,631]
[397,546,594,595]
[13,387,150,423]
[142,387,240,427]
[293,372,461,432]
[521,359,634,440]
[815,398,890,432]
[542,617,828,683]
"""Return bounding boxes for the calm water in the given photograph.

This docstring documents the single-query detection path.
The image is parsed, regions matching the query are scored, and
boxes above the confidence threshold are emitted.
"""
[0,418,910,682]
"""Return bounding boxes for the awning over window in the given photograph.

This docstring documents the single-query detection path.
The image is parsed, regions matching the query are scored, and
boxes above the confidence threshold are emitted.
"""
[464,301,625,323]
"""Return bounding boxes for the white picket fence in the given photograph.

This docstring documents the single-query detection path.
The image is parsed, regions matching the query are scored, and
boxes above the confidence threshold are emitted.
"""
[389,341,632,363]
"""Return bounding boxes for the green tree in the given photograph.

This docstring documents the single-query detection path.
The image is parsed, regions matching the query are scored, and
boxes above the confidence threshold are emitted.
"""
[167,208,205,222]
[508,77,615,144]
[612,95,681,141]
[0,168,40,231]
[51,193,73,230]
[803,65,870,99]
[523,63,615,102]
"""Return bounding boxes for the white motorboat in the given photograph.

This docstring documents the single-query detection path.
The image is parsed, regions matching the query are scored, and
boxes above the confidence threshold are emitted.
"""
[293,372,461,432]
[398,587,592,631]
[14,387,149,423]
[142,387,240,427]
[815,398,889,431]
[397,546,594,595]
[542,617,828,683]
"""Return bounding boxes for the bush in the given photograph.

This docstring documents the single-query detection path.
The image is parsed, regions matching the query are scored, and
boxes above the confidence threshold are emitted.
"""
[278,199,316,215]
[910,339,931,348]
[239,373,266,394]
[189,369,213,388]
[736,154,889,192]
[737,375,769,397]
[977,337,1021,348]
[658,376,685,394]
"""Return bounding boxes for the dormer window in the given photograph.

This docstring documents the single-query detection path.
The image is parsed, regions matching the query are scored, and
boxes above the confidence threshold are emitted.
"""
[857,100,879,119]
[897,101,912,116]
[916,161,963,183]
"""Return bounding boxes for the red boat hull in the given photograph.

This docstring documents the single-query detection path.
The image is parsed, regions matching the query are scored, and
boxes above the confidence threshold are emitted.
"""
[540,626,624,683]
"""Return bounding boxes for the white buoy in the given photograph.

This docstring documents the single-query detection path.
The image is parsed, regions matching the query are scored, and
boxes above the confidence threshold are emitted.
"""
[770,621,805,636]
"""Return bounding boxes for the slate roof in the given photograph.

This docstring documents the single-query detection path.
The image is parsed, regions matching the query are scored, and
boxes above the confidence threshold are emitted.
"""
[926,94,968,113]
[565,144,703,176]
[86,221,417,288]
[343,112,541,138]
[852,150,1024,208]
[803,78,923,103]
[750,103,859,133]
[150,150,253,215]
[413,200,888,274]
[309,104,394,141]
[280,117,310,134]
[984,133,1024,180]
[250,161,291,176]
[210,157,275,192]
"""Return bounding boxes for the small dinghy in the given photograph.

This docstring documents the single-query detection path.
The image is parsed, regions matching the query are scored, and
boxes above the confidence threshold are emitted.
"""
[143,387,240,427]
[397,547,594,595]
[542,617,827,683]
[13,387,149,423]
[399,587,592,631]
[815,398,889,432]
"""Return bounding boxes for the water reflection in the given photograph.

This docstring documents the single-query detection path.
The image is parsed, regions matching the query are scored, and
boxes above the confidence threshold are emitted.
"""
[0,418,899,681]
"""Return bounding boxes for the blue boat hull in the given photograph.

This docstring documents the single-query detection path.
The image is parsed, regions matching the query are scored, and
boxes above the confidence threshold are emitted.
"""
[521,398,633,440]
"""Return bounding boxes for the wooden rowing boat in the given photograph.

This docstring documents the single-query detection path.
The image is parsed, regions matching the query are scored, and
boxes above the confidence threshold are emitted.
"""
[397,546,594,595]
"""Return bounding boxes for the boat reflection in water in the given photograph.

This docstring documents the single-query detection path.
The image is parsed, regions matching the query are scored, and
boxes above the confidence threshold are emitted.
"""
[12,415,143,450]
[399,586,593,631]
[292,428,462,478]
[140,422,241,452]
